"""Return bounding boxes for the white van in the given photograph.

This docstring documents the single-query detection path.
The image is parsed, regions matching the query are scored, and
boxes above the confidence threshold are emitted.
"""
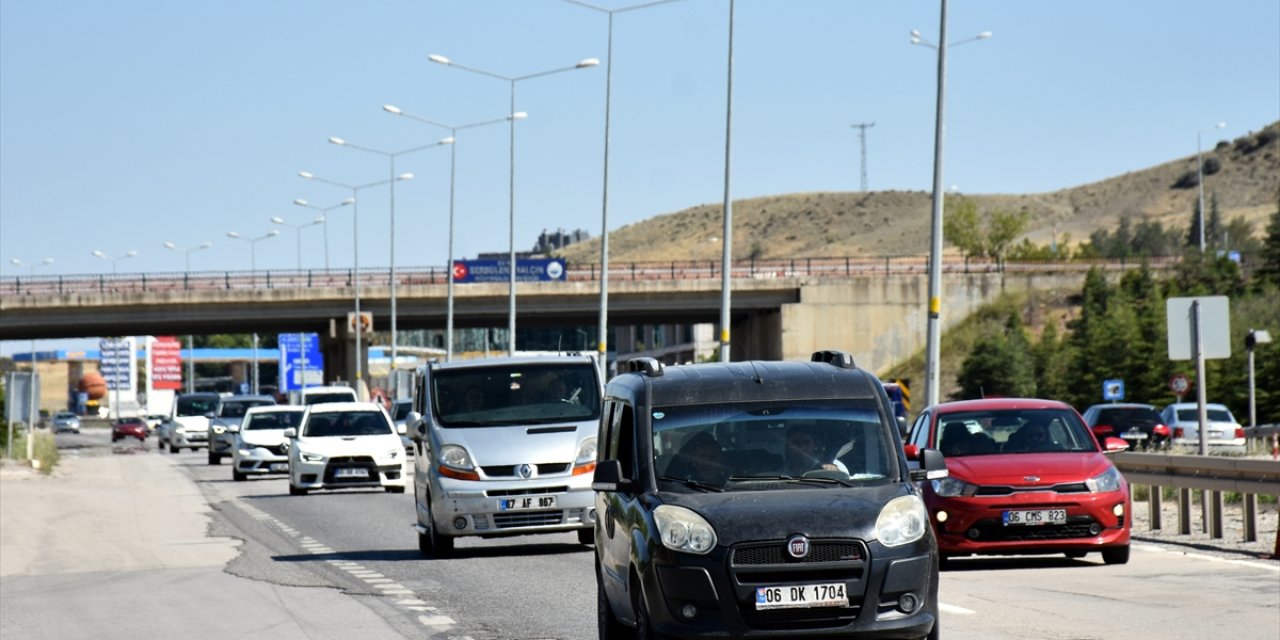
[408,354,602,557]
[300,385,359,405]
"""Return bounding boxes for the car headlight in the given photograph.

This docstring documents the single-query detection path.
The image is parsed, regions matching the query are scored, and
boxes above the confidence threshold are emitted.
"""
[237,449,252,457]
[385,448,400,460]
[174,426,186,434]
[931,476,978,497]
[876,495,929,547]
[212,425,226,434]
[575,436,597,465]
[300,452,325,463]
[1085,466,1123,493]
[438,444,474,470]
[654,505,717,555]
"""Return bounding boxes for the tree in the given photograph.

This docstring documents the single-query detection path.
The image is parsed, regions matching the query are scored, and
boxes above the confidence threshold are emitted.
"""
[1206,192,1223,251]
[944,197,985,259]
[1032,318,1070,400]
[1255,190,1280,289]
[1186,198,1203,249]
[987,209,1032,264]
[953,312,1036,401]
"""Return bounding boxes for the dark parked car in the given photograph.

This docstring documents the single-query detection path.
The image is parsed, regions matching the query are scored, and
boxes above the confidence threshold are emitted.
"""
[112,417,149,442]
[1080,403,1171,450]
[593,351,946,639]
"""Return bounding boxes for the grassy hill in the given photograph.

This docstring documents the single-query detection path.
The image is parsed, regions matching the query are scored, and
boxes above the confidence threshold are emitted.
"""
[558,121,1279,264]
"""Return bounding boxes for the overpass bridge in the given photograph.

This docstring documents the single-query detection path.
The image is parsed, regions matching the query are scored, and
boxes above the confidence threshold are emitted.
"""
[3,256,1157,381]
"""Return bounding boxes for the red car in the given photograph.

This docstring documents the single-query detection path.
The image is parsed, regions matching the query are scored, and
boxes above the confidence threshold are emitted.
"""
[905,398,1132,565]
[112,417,149,442]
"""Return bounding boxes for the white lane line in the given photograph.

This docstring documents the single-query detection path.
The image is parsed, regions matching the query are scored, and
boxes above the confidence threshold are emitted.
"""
[397,599,427,606]
[1135,544,1279,572]
[418,614,456,626]
[940,602,976,615]
[363,578,394,584]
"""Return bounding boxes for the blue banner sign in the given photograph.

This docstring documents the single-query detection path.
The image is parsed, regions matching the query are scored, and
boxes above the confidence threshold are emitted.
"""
[453,258,566,283]
[278,333,324,392]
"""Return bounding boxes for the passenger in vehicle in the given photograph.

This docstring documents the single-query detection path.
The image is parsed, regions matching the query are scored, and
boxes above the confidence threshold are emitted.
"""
[666,431,728,485]
[939,422,975,456]
[1008,419,1057,452]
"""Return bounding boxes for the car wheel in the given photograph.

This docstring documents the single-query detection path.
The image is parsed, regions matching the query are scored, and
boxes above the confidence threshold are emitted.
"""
[937,554,952,571]
[597,563,629,639]
[288,484,308,496]
[1102,545,1130,565]
[1064,550,1087,559]
[169,444,179,454]
[232,470,247,482]
[207,453,220,465]
[385,486,406,494]
[578,528,595,546]
[634,583,656,640]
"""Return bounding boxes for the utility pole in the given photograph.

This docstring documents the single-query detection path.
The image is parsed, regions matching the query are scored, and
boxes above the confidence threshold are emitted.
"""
[851,121,875,191]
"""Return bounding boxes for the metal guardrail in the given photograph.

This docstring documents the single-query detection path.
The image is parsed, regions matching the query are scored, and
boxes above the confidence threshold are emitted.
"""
[1114,451,1280,548]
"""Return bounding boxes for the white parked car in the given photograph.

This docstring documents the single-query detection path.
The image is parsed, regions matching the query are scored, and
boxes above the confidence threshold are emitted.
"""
[231,405,305,482]
[285,402,407,496]
[300,385,359,405]
[1160,402,1245,450]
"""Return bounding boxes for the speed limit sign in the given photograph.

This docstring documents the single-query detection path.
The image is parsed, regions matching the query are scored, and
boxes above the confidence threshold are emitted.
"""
[1169,374,1190,396]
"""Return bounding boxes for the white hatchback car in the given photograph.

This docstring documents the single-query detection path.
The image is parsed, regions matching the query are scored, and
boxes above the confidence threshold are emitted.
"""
[285,402,408,496]
[231,405,306,482]
[1160,402,1246,450]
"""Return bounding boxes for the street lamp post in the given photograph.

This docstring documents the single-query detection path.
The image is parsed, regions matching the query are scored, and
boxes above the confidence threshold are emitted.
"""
[91,249,139,274]
[225,229,278,393]
[10,257,53,461]
[328,135,453,374]
[163,240,213,272]
[293,198,353,270]
[911,1,991,410]
[299,170,413,390]
[1197,121,1226,253]
[383,105,520,362]
[428,52,598,356]
[565,0,683,376]
[270,215,324,270]
[719,0,736,363]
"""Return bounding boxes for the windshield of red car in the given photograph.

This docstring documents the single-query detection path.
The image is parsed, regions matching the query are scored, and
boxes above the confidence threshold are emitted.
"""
[935,408,1097,456]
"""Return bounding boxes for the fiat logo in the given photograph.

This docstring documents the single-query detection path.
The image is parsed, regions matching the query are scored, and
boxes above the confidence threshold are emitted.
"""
[518,464,533,479]
[786,535,810,559]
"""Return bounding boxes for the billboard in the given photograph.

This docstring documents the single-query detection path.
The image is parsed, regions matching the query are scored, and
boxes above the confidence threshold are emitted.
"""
[452,258,566,283]
[149,336,183,390]
[99,338,135,392]
[278,333,324,392]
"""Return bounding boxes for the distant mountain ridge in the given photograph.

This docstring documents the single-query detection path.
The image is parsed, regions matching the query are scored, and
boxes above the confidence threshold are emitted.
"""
[557,121,1279,264]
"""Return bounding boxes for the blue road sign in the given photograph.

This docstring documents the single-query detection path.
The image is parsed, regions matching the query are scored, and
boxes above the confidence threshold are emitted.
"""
[1103,379,1125,401]
[278,333,323,392]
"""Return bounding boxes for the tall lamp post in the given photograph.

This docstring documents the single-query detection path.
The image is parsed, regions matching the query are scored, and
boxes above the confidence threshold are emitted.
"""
[10,257,53,461]
[565,0,683,376]
[718,0,736,363]
[299,170,413,389]
[911,2,991,409]
[91,249,139,274]
[383,105,521,362]
[1196,121,1226,253]
[225,229,278,393]
[293,197,353,270]
[328,135,453,374]
[428,52,598,356]
[270,215,324,270]
[163,240,213,272]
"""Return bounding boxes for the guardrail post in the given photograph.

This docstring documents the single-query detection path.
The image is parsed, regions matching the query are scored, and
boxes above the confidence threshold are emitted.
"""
[225,272,230,289]
[99,274,105,293]
[1178,488,1192,535]
[1243,493,1258,542]
[1209,491,1224,539]
[1149,485,1163,530]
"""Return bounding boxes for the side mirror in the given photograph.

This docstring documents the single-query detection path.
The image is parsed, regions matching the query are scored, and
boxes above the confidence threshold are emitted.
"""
[397,423,407,435]
[910,448,948,482]
[897,416,909,438]
[228,425,240,433]
[1102,437,1130,454]
[414,421,429,442]
[283,428,297,439]
[592,459,632,493]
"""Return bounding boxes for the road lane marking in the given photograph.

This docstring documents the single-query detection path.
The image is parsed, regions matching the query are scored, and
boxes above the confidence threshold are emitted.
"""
[1135,543,1279,572]
[940,602,976,615]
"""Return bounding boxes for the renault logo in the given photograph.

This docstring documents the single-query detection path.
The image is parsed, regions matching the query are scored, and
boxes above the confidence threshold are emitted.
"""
[518,464,533,479]
[786,534,810,559]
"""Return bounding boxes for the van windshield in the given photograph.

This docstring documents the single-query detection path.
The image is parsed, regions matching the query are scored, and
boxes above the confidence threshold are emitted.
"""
[305,392,356,405]
[432,362,601,427]
[176,396,219,417]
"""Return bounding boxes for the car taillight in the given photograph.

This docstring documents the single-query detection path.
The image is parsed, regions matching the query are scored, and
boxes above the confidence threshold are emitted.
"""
[1173,427,1184,439]
[1093,425,1114,438]
[1153,424,1171,437]
[1235,427,1245,439]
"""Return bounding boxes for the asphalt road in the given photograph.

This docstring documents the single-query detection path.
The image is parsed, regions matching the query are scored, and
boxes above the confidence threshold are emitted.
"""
[6,430,1279,639]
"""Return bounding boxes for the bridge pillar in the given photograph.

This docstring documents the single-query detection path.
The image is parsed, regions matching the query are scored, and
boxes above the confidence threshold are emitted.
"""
[317,318,367,388]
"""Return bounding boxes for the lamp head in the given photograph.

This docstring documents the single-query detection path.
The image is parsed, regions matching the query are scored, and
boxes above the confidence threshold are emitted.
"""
[227,231,241,239]
[383,104,402,115]
[328,136,345,146]
[341,198,355,205]
[266,230,279,238]
[314,216,326,224]
[397,172,414,181]
[10,258,20,266]
[41,258,54,265]
[440,136,455,145]
[512,111,528,120]
[1215,122,1226,129]
[299,171,315,179]
[577,58,600,68]
[271,216,286,225]
[92,250,106,258]
[164,242,177,250]
[977,31,992,39]
[428,54,450,65]
[293,198,308,206]
[198,242,213,249]
[125,251,138,258]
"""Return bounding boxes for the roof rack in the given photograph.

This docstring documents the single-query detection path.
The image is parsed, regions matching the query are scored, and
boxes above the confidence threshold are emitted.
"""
[626,357,664,377]
[811,350,856,369]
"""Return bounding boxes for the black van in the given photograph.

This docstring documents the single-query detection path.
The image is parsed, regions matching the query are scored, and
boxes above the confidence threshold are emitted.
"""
[592,351,947,639]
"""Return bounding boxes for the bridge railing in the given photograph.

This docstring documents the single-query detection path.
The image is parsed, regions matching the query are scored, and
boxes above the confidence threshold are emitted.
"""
[0,255,1184,296]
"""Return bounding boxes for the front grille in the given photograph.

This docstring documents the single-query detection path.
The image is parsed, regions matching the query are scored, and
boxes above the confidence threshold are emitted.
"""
[731,538,867,630]
[976,481,1090,496]
[264,444,287,456]
[493,510,563,528]
[480,463,571,478]
[733,542,864,565]
[966,516,1100,541]
[487,485,569,498]
[323,456,378,485]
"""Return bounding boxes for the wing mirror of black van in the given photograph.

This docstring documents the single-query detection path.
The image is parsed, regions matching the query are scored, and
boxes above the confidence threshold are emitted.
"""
[897,415,909,438]
[592,459,632,492]
[909,448,948,482]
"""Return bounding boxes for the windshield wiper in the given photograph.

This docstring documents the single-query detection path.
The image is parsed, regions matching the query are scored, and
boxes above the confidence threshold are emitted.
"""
[656,475,724,492]
[728,474,854,487]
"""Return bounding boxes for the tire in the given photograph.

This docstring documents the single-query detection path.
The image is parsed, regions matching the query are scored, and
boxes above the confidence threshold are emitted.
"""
[597,563,629,639]
[578,527,595,546]
[938,554,952,571]
[1064,550,1088,559]
[385,486,406,494]
[169,444,179,454]
[207,453,220,465]
[288,484,308,496]
[418,517,454,558]
[232,470,247,482]
[634,583,656,640]
[1102,545,1130,565]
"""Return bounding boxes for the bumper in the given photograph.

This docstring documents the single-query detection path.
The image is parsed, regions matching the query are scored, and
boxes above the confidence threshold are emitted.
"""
[293,457,407,490]
[209,432,237,454]
[640,541,937,639]
[928,492,1130,556]
[424,473,595,538]
[233,449,290,475]
[173,431,209,449]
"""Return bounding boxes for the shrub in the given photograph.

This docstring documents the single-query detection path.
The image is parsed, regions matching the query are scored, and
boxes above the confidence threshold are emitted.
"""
[1203,157,1222,175]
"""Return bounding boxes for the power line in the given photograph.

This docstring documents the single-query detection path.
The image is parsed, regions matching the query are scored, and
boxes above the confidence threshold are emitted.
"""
[850,121,875,191]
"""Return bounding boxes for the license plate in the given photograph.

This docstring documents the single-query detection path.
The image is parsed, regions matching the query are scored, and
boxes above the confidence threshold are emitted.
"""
[335,467,369,478]
[1209,431,1224,439]
[1121,429,1148,440]
[756,583,847,610]
[269,463,289,472]
[499,495,557,511]
[1003,509,1067,526]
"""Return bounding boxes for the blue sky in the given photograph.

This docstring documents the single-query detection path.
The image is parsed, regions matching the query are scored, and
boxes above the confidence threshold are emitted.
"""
[2,0,1278,355]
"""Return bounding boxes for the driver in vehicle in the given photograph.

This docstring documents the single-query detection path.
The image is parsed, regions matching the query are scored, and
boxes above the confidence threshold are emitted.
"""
[784,423,848,475]
[667,431,728,485]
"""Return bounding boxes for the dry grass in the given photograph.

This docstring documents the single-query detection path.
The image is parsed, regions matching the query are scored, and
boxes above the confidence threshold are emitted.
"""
[559,121,1279,264]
